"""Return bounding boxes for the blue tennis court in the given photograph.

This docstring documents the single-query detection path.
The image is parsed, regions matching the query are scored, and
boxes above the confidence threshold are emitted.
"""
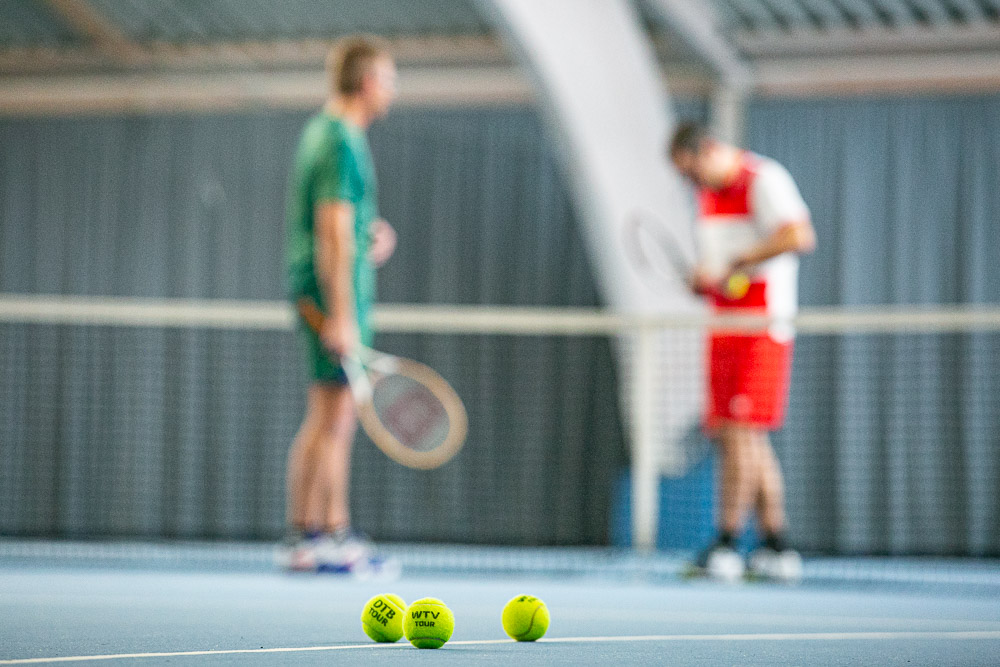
[4,2,1000,666]
[2,543,999,665]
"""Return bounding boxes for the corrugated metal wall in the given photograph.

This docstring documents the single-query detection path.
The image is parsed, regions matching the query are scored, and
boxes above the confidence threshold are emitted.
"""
[2,94,1000,554]
[0,107,627,545]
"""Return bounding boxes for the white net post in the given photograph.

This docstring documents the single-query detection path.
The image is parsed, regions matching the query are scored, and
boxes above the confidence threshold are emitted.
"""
[630,324,659,552]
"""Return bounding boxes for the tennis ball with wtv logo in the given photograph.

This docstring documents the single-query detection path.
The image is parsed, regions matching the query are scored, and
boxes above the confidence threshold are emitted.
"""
[403,597,455,648]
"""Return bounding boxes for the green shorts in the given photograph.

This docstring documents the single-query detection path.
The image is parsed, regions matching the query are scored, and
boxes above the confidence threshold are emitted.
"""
[293,287,373,385]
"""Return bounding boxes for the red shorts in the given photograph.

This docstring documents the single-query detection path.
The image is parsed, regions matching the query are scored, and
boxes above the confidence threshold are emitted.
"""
[706,332,793,431]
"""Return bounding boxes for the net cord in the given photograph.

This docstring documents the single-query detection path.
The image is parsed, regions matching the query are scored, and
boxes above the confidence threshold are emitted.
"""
[5,293,999,547]
[3,294,1000,335]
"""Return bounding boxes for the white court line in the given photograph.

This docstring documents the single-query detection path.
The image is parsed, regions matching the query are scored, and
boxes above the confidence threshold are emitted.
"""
[553,606,1000,629]
[3,632,1000,664]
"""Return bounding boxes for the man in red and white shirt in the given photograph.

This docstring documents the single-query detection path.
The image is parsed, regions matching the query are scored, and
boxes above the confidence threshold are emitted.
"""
[670,123,816,582]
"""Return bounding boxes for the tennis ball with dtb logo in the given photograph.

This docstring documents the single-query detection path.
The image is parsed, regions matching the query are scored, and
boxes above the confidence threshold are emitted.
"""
[403,597,455,648]
[361,593,406,642]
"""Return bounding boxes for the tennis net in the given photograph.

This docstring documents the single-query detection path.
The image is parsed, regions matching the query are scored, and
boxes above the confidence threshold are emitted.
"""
[2,294,999,564]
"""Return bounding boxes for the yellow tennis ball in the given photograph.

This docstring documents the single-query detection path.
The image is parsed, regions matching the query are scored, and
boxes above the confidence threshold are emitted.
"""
[361,593,406,643]
[403,597,454,649]
[725,272,750,299]
[502,595,549,641]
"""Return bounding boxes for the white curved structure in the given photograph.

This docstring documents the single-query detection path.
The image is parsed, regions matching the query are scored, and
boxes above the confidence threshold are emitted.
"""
[480,0,707,550]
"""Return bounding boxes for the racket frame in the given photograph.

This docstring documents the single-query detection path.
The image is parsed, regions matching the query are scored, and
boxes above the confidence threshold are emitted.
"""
[296,298,468,469]
[623,209,696,288]
[623,209,751,300]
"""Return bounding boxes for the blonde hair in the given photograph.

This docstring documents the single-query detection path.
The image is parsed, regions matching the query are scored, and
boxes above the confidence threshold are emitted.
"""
[326,36,391,96]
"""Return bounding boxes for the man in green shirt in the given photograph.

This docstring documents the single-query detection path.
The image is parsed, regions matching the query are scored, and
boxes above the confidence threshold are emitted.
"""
[280,36,397,573]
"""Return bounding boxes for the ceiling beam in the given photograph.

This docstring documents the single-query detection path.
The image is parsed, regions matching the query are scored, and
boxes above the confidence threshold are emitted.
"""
[0,67,534,115]
[0,34,509,76]
[944,0,989,22]
[724,0,783,30]
[904,0,953,25]
[755,0,813,27]
[644,0,753,89]
[4,47,999,117]
[829,0,880,25]
[737,21,1000,57]
[0,63,721,116]
[869,0,920,26]
[755,50,1000,96]
[41,0,148,65]
[794,0,849,28]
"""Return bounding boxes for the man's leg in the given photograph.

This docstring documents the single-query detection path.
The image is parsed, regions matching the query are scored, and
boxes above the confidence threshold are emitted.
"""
[281,383,369,572]
[313,385,357,532]
[286,385,330,531]
[693,422,761,581]
[716,422,763,537]
[286,384,356,532]
[747,431,802,581]
[754,431,786,539]
[746,334,795,551]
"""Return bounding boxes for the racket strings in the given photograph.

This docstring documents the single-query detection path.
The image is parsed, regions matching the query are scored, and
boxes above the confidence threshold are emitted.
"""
[638,228,684,277]
[371,374,450,452]
[626,214,695,286]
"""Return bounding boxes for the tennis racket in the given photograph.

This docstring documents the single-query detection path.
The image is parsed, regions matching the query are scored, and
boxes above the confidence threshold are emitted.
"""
[622,209,750,300]
[297,298,468,470]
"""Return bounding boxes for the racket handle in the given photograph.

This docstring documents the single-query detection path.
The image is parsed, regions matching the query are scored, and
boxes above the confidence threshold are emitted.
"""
[296,298,376,402]
[340,353,373,402]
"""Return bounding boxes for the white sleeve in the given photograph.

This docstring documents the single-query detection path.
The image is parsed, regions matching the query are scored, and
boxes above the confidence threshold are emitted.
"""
[750,160,810,233]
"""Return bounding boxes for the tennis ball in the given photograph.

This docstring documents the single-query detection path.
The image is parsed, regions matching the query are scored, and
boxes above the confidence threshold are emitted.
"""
[403,597,454,649]
[725,272,750,299]
[361,593,406,643]
[502,594,549,642]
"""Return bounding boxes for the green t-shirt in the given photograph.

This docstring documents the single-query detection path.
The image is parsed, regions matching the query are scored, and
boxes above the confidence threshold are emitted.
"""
[286,112,378,332]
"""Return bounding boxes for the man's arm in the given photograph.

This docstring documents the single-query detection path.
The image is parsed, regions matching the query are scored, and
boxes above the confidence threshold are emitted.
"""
[734,160,817,274]
[315,200,358,356]
[369,218,397,267]
[691,221,815,295]
[730,220,816,273]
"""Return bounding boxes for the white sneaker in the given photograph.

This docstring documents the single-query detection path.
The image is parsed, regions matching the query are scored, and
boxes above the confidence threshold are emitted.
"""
[313,528,372,574]
[314,529,401,579]
[274,532,318,572]
[694,543,745,583]
[748,547,803,584]
[276,529,400,577]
